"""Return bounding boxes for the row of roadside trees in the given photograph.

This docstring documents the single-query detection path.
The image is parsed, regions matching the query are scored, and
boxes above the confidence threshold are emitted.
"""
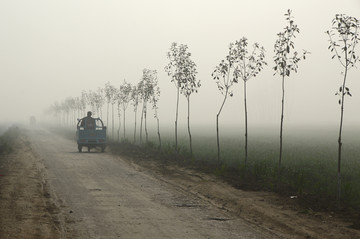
[46,11,359,203]
[47,69,160,146]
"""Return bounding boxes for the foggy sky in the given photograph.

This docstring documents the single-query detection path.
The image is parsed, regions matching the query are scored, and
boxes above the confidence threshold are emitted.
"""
[1,0,360,129]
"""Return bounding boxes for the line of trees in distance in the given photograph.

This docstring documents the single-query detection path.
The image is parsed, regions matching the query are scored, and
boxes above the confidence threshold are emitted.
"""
[45,10,359,203]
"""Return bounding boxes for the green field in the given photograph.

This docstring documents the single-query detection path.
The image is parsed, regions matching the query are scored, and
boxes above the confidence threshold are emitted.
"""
[136,124,360,209]
[47,123,360,209]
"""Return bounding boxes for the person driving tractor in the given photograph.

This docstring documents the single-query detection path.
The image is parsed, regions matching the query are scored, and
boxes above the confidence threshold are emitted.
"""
[80,111,96,129]
[77,111,106,152]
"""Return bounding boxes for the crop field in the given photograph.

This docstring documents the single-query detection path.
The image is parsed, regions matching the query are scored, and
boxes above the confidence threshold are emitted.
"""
[129,124,360,209]
[45,121,360,209]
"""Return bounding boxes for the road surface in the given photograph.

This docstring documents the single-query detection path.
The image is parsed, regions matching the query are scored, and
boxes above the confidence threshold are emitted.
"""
[28,128,274,238]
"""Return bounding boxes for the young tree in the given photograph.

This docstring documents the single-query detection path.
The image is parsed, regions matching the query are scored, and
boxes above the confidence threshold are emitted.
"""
[150,74,161,148]
[110,89,117,140]
[86,89,104,118]
[273,9,307,170]
[212,43,238,163]
[119,80,132,140]
[62,97,75,127]
[85,90,97,116]
[94,87,105,118]
[74,96,82,120]
[104,82,111,126]
[64,97,76,126]
[130,85,140,144]
[104,83,117,140]
[138,69,157,145]
[165,42,198,153]
[180,51,199,156]
[80,91,87,118]
[115,87,122,142]
[48,102,62,125]
[104,82,116,127]
[234,38,267,167]
[326,14,359,202]
[138,80,145,145]
[165,43,181,150]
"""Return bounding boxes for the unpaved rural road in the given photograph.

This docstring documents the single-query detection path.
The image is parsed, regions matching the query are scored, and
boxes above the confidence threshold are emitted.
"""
[1,127,359,238]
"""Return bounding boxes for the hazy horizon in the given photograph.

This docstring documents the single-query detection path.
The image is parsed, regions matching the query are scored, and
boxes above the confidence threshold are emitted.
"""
[1,0,360,129]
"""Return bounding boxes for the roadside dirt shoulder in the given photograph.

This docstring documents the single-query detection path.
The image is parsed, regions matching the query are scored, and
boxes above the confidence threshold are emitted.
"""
[119,153,360,239]
[0,131,62,239]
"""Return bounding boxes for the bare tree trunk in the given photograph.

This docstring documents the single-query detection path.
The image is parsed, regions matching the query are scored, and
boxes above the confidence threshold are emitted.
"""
[112,103,114,140]
[175,86,179,151]
[123,109,126,140]
[156,116,161,149]
[140,103,144,145]
[118,115,120,142]
[133,107,137,144]
[216,90,228,164]
[337,60,348,203]
[216,114,220,163]
[144,104,148,144]
[117,104,121,142]
[107,102,109,128]
[279,74,285,172]
[187,96,192,156]
[244,80,248,167]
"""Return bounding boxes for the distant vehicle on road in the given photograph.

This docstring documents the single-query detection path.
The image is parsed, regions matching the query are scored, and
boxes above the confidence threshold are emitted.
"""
[76,112,106,152]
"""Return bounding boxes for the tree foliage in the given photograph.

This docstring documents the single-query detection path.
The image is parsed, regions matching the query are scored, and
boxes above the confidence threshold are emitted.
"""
[138,68,158,144]
[273,10,307,77]
[273,9,308,170]
[130,85,140,143]
[104,82,117,139]
[234,38,266,81]
[149,74,162,148]
[212,43,239,163]
[212,43,240,95]
[119,80,132,139]
[234,37,267,166]
[327,14,359,104]
[326,14,359,203]
[165,42,198,152]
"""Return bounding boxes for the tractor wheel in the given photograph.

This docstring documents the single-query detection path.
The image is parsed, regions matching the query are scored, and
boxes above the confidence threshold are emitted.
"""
[101,146,106,152]
[78,145,82,152]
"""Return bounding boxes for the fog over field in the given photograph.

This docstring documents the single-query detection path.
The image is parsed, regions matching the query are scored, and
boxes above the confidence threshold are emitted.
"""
[0,0,359,130]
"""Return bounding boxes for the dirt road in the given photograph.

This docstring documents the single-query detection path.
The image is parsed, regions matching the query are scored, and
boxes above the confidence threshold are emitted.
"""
[1,127,359,238]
